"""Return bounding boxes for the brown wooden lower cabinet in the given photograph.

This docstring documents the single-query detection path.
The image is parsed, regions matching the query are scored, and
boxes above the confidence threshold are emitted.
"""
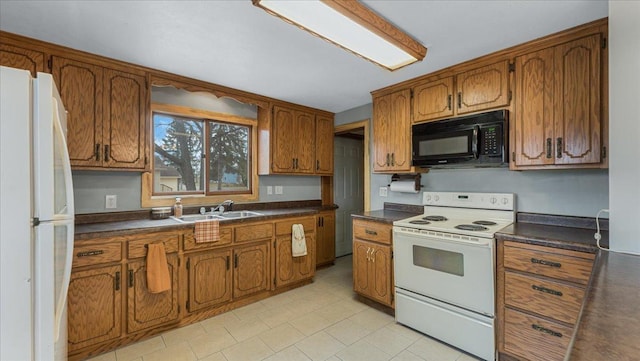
[352,238,393,307]
[233,242,271,298]
[497,239,595,361]
[67,264,122,353]
[316,210,335,267]
[126,254,180,333]
[186,250,232,312]
[275,234,316,287]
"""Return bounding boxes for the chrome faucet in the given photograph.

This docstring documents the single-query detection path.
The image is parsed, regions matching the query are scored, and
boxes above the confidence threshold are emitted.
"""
[211,200,234,214]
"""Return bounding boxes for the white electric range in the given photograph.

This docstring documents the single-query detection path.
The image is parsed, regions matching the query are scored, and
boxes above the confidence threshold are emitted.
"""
[393,191,515,361]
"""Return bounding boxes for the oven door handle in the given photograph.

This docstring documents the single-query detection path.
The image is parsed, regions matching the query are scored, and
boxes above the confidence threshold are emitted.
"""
[393,227,493,248]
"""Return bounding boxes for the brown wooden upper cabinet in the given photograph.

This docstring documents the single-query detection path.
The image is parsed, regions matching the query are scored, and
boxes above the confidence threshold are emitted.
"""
[412,60,511,123]
[265,105,333,175]
[513,34,603,168]
[0,43,46,77]
[51,55,148,170]
[373,89,411,172]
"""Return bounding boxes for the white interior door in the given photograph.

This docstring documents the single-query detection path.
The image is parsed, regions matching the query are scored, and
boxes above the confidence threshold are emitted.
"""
[334,136,364,257]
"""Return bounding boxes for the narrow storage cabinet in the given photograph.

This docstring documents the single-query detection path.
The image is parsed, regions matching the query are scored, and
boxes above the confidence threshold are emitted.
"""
[352,218,394,307]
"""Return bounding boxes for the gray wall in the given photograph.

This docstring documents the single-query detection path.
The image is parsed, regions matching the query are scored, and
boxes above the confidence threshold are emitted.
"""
[609,2,640,253]
[335,104,609,218]
[72,172,320,214]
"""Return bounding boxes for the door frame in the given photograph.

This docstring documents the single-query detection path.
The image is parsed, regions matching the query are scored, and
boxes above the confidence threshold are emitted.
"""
[334,119,370,212]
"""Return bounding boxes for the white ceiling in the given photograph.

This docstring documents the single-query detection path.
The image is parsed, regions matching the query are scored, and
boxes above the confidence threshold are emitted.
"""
[0,1,608,113]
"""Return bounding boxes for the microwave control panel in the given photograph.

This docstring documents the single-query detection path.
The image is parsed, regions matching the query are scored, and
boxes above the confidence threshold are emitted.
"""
[480,125,502,156]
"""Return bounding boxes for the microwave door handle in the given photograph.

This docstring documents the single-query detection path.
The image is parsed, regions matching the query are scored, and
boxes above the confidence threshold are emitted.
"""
[472,126,479,159]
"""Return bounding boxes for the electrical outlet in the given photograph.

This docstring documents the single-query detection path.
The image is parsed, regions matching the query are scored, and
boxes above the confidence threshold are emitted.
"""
[105,195,117,209]
[275,185,283,195]
[379,187,388,197]
[267,186,273,195]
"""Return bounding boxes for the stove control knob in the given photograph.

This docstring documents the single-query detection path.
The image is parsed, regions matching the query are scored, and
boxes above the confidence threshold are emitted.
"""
[502,197,509,205]
[490,197,497,204]
[425,195,432,202]
[434,195,440,202]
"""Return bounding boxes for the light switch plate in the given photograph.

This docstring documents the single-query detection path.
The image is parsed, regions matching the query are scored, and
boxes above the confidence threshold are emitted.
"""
[275,185,283,195]
[379,187,388,197]
[105,195,117,209]
[267,186,273,195]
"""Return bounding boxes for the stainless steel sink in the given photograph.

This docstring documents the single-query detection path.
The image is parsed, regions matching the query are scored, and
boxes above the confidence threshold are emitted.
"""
[170,211,263,223]
[219,211,263,219]
[170,214,225,223]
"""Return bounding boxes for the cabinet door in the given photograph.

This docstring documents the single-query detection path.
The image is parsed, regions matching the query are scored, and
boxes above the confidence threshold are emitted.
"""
[233,243,270,298]
[352,239,371,296]
[456,60,510,114]
[388,89,412,171]
[187,250,232,312]
[369,244,393,306]
[274,236,296,287]
[0,43,46,77]
[412,77,455,122]
[315,115,334,175]
[271,106,296,173]
[126,254,180,333]
[296,110,316,174]
[372,94,392,171]
[103,68,148,169]
[316,213,336,266]
[295,233,315,280]
[67,264,122,352]
[554,34,601,165]
[51,56,104,168]
[514,48,556,166]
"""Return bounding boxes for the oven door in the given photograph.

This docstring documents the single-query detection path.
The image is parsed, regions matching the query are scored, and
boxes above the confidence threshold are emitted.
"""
[412,125,479,166]
[393,227,495,316]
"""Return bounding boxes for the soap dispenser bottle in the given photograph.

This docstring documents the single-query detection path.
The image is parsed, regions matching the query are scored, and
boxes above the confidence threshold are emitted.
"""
[174,197,183,218]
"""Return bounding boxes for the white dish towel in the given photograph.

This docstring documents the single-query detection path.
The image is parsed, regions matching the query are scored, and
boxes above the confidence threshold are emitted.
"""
[292,224,307,257]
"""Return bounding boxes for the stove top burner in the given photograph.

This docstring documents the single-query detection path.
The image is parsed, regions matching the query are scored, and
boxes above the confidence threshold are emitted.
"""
[423,215,448,222]
[455,224,489,232]
[409,220,431,225]
[473,220,497,226]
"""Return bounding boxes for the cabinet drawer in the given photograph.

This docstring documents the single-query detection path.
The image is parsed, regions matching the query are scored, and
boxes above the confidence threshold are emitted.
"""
[128,233,180,258]
[503,243,594,285]
[353,219,391,245]
[234,223,273,243]
[73,241,122,268]
[505,271,585,324]
[504,308,573,361]
[275,217,315,236]
[183,227,232,251]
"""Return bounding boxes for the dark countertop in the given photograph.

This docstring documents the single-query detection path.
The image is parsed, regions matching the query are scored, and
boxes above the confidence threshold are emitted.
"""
[350,202,423,224]
[495,222,606,254]
[567,251,640,360]
[75,206,332,240]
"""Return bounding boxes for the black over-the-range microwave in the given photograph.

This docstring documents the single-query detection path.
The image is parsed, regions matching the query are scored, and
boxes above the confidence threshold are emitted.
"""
[412,110,508,168]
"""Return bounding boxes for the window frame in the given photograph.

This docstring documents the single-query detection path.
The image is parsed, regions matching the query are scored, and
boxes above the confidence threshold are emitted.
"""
[142,102,259,207]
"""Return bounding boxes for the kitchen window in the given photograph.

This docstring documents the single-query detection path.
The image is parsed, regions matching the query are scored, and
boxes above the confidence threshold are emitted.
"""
[142,103,258,207]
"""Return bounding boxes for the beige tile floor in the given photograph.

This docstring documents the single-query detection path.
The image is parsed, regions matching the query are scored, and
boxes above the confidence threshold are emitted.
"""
[86,255,480,361]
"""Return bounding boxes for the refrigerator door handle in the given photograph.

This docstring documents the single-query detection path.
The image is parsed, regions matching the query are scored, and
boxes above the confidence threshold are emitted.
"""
[51,99,75,220]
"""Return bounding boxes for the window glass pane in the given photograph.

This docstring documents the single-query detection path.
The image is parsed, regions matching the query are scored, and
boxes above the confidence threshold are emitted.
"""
[207,122,250,193]
[153,113,204,193]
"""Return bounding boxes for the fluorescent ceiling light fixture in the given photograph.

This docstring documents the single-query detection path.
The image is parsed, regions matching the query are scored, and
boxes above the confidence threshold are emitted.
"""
[253,0,427,71]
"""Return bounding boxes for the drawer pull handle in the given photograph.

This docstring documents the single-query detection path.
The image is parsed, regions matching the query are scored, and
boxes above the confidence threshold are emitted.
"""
[530,258,561,268]
[532,324,563,338]
[77,250,104,257]
[128,269,134,288]
[532,285,563,297]
[365,230,378,236]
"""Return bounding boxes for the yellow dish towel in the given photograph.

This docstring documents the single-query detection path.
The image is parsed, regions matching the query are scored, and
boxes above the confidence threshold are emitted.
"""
[292,224,307,257]
[146,243,171,293]
[194,219,220,243]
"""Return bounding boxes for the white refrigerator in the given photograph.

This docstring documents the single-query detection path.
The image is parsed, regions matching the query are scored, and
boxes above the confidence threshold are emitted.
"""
[0,66,75,361]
